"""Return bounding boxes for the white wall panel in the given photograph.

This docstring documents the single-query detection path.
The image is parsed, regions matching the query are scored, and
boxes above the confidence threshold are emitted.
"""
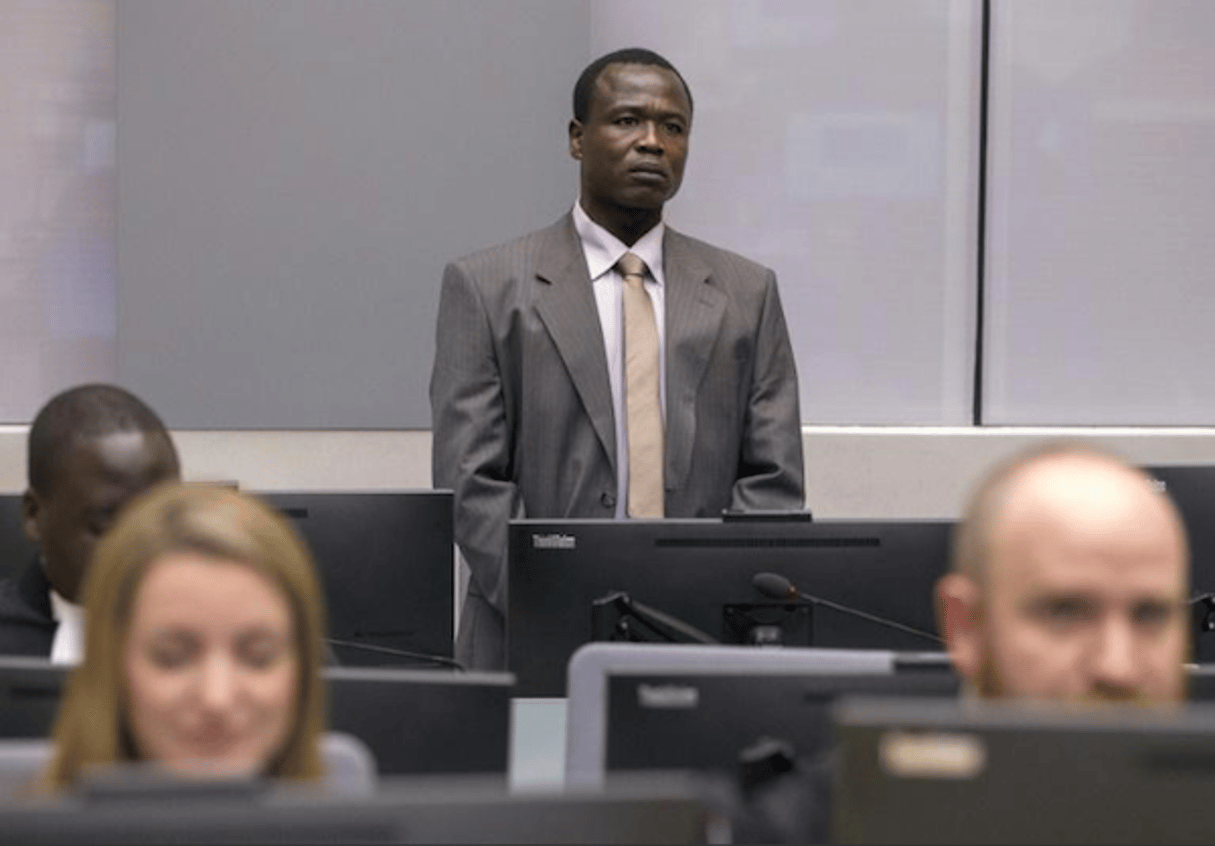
[0,1,116,422]
[116,0,590,428]
[591,0,982,424]
[984,0,1215,423]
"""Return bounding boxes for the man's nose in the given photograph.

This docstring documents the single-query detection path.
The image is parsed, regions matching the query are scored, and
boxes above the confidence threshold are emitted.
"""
[1091,617,1139,694]
[636,121,663,153]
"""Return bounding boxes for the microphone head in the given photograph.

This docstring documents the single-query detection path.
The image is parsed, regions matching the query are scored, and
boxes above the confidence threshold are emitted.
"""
[752,571,795,600]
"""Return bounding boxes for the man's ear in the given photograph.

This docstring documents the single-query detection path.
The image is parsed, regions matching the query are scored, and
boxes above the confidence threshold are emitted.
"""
[569,119,584,160]
[22,489,42,546]
[936,573,983,681]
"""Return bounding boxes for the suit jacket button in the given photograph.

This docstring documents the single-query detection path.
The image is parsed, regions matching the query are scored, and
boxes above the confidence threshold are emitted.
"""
[601,492,616,509]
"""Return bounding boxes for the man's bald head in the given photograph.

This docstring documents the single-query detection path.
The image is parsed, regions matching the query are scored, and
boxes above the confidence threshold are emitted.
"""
[938,442,1190,703]
[952,443,1187,582]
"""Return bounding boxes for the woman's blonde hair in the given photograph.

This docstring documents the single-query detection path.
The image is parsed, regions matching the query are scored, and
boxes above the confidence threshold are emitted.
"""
[41,482,328,789]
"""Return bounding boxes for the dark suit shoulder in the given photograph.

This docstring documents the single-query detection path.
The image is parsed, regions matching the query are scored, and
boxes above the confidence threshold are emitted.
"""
[0,562,55,657]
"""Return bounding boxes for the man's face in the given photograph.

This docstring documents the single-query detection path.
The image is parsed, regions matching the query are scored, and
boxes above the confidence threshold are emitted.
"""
[569,62,691,226]
[971,466,1189,703]
[24,430,180,602]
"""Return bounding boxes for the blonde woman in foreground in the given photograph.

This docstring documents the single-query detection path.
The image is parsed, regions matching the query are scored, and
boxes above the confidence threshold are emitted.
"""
[41,482,328,789]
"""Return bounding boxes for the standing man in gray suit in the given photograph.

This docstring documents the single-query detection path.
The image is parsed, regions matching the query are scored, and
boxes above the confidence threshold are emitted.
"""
[431,47,805,670]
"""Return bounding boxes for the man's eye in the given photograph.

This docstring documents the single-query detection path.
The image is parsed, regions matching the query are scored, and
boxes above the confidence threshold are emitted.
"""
[1038,599,1093,627]
[1132,603,1176,628]
[665,122,684,135]
[616,116,638,126]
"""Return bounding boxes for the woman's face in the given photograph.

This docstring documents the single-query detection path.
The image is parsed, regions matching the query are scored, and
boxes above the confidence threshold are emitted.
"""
[123,551,299,778]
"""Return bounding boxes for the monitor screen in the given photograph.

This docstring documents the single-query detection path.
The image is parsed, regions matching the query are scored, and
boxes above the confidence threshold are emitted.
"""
[0,490,456,666]
[564,642,959,788]
[0,657,68,737]
[832,696,1215,844]
[1188,664,1215,701]
[1142,465,1215,661]
[0,660,512,776]
[507,518,953,696]
[606,667,958,777]
[325,666,513,775]
[0,771,710,844]
[256,490,454,665]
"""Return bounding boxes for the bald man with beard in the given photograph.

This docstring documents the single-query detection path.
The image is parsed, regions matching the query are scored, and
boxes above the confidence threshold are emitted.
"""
[936,442,1190,703]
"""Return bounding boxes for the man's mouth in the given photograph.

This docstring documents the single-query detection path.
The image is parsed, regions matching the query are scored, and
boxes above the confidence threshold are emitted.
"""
[629,165,667,181]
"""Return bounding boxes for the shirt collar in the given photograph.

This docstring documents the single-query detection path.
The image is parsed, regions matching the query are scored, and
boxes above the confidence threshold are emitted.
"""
[49,587,85,665]
[572,201,666,286]
[48,588,82,625]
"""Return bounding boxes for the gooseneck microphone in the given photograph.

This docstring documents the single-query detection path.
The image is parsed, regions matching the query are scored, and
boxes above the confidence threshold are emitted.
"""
[751,572,943,646]
[326,638,465,671]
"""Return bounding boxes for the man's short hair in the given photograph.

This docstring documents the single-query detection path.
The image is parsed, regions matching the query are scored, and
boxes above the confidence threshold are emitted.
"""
[27,384,177,495]
[950,441,1140,584]
[572,47,694,123]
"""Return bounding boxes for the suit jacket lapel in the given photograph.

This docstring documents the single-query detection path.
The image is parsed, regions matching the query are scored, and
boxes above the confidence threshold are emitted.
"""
[664,228,726,490]
[534,216,618,473]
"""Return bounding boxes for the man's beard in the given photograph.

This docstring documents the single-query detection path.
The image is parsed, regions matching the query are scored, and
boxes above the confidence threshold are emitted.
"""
[973,647,1005,698]
[973,646,1180,705]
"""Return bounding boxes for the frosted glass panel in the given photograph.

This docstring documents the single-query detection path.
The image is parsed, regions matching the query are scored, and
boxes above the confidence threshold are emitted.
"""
[591,0,981,424]
[0,1,116,422]
[116,0,589,429]
[984,0,1215,424]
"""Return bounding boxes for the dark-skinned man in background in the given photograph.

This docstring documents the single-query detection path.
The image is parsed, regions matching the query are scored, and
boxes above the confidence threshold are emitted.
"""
[431,47,804,670]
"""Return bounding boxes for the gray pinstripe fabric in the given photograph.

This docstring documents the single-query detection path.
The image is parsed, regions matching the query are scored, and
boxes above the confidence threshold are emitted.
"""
[430,213,804,669]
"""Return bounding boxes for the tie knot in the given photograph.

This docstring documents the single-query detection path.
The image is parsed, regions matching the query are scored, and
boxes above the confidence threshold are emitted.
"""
[617,252,648,282]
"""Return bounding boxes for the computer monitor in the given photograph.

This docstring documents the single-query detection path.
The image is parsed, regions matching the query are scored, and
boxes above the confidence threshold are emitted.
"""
[0,659,511,775]
[508,518,953,696]
[832,696,1215,844]
[325,666,513,775]
[0,490,457,666]
[0,771,711,844]
[1142,465,1215,661]
[1185,663,1215,701]
[565,643,959,788]
[255,490,454,666]
[0,657,68,737]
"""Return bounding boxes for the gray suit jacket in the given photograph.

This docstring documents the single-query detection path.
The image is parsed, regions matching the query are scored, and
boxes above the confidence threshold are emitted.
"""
[431,213,804,669]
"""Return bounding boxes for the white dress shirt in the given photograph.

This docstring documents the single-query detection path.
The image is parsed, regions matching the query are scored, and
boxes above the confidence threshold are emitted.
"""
[49,588,84,665]
[572,201,667,519]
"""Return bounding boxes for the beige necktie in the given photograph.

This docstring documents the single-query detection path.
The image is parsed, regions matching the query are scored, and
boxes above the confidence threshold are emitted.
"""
[618,251,664,518]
